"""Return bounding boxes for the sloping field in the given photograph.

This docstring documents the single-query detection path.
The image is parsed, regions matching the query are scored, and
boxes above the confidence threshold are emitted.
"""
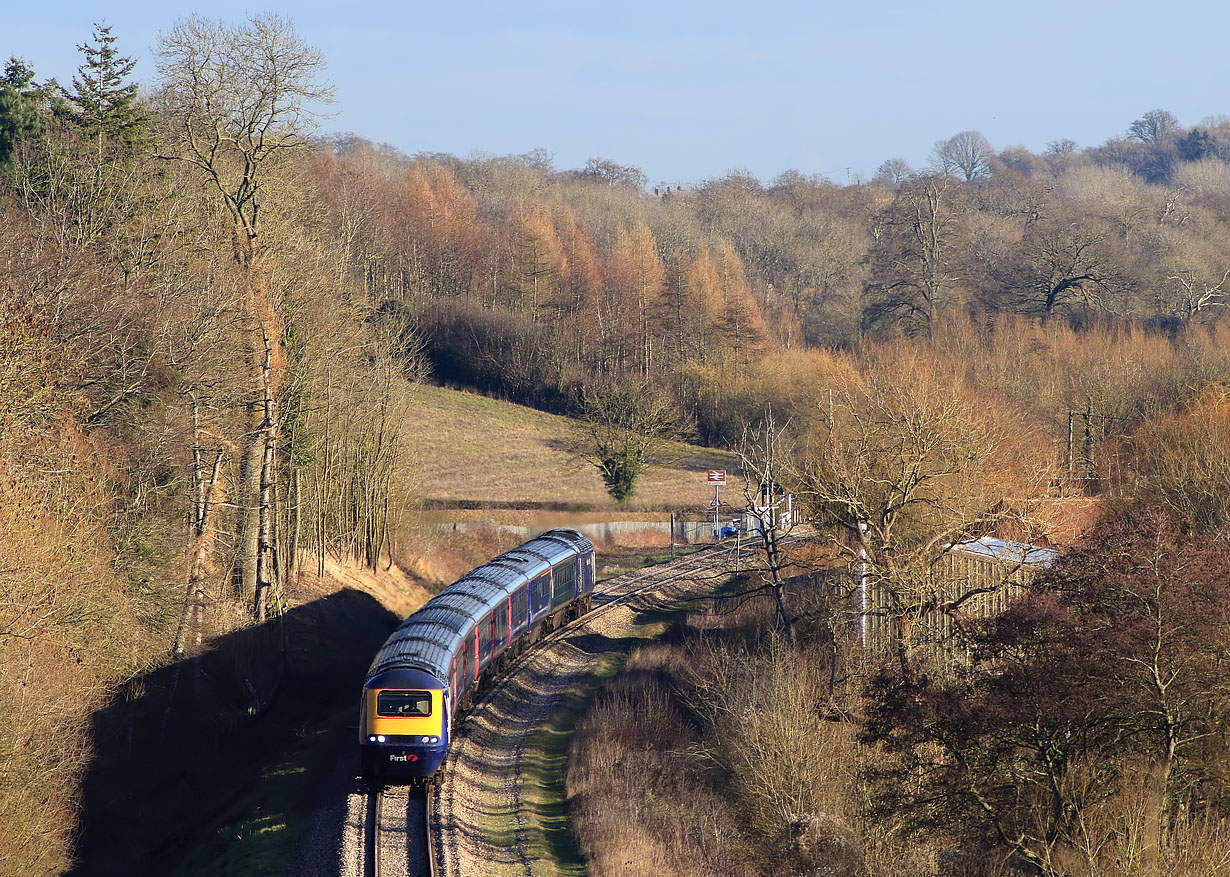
[403,384,737,510]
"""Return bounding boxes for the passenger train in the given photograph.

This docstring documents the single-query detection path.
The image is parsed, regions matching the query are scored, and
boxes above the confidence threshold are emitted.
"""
[360,529,596,782]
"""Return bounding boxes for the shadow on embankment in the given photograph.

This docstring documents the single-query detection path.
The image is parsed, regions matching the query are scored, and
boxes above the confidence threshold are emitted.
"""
[69,588,400,877]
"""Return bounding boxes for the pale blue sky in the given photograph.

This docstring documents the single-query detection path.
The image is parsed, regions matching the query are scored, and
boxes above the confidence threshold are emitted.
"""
[7,1,1227,186]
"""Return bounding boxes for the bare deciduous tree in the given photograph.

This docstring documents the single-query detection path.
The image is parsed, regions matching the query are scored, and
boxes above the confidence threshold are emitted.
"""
[732,411,800,640]
[863,174,966,336]
[873,157,913,186]
[1128,109,1180,144]
[1159,228,1230,323]
[155,13,332,619]
[576,381,680,503]
[996,217,1123,317]
[801,365,1043,676]
[932,130,995,181]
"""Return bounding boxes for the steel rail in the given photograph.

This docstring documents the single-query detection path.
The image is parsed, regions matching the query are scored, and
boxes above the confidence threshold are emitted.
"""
[416,534,802,877]
[578,540,756,628]
[424,784,438,877]
[365,785,381,877]
[577,528,812,631]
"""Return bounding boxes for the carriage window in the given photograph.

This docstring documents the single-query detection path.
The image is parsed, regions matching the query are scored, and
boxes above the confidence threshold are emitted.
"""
[530,574,551,608]
[552,559,576,602]
[377,690,432,717]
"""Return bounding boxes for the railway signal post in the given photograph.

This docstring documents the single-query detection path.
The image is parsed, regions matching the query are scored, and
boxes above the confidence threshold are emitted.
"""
[707,469,726,539]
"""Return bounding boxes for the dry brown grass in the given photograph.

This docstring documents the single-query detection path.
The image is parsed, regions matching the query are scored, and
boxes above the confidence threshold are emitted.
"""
[567,644,761,877]
[310,552,434,617]
[567,622,905,877]
[565,602,1004,877]
[403,383,736,509]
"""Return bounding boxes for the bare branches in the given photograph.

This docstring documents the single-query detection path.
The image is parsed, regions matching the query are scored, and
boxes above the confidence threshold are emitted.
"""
[733,410,801,639]
[154,13,333,257]
[1166,266,1230,321]
[801,366,1038,669]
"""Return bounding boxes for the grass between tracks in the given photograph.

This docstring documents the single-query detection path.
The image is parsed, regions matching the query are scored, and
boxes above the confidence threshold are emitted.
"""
[474,670,611,877]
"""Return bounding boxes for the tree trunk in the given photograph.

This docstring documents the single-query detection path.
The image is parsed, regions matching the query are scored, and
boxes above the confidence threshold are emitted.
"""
[289,466,302,580]
[254,326,280,622]
[238,414,263,600]
[176,447,224,658]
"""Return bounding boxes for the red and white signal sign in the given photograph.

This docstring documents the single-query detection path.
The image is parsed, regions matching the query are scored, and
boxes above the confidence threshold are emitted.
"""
[706,469,727,485]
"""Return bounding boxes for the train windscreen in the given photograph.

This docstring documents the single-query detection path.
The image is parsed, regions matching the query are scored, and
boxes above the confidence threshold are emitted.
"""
[376,690,433,717]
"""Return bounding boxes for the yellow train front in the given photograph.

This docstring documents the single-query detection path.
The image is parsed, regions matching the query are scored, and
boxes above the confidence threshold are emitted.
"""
[360,667,449,780]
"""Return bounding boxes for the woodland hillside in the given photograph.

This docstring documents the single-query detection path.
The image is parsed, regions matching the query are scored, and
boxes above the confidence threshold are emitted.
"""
[3,15,1230,877]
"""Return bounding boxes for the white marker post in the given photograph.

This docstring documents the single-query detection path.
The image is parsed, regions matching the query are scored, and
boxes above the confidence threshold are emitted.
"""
[707,470,726,539]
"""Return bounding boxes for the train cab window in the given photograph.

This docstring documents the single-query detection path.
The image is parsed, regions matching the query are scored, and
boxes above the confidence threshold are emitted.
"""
[376,690,432,717]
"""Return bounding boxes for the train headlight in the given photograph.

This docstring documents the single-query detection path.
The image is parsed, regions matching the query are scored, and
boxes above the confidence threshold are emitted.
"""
[377,735,386,743]
[422,736,431,743]
[368,735,376,743]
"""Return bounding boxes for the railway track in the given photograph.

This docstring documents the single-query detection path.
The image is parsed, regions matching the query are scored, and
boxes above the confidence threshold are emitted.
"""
[584,539,756,620]
[365,783,435,877]
[364,536,770,876]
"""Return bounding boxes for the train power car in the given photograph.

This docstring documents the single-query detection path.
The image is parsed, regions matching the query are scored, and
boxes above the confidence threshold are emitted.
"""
[360,528,596,782]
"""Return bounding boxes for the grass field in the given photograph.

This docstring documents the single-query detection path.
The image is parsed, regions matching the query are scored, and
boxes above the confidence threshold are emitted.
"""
[403,384,738,510]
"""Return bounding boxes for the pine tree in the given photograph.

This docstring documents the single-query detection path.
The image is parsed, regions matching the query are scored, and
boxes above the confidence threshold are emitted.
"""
[0,58,42,169]
[71,23,144,153]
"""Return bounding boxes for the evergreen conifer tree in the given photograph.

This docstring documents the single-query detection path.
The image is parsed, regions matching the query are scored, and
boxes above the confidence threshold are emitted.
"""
[71,23,144,153]
[0,58,43,169]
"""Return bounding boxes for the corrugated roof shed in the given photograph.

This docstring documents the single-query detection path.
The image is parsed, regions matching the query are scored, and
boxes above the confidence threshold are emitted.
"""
[950,536,1059,568]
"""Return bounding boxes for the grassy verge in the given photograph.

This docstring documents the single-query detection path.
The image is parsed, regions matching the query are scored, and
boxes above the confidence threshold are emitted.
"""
[473,672,613,877]
[154,703,356,877]
[480,597,697,876]
[518,660,626,876]
[405,383,735,510]
[596,544,710,581]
